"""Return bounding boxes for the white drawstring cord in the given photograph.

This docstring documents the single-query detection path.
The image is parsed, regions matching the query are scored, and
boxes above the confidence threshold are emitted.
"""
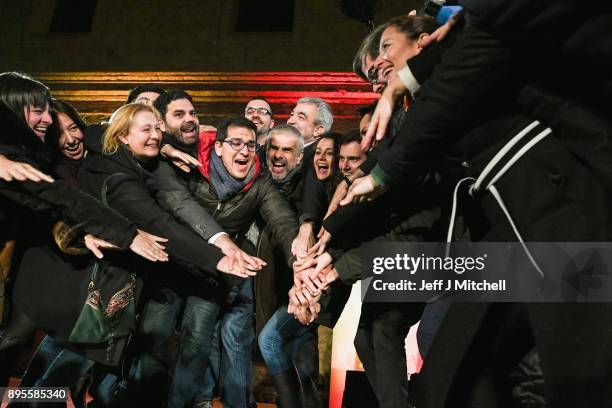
[473,121,540,191]
[485,128,552,190]
[446,120,552,281]
[488,185,545,280]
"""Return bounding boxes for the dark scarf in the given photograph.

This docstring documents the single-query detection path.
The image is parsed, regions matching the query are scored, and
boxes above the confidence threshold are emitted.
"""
[272,163,303,195]
[209,151,255,201]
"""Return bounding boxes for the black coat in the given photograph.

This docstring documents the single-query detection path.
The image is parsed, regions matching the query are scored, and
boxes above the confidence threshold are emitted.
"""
[0,104,140,366]
[365,2,612,406]
[78,127,226,299]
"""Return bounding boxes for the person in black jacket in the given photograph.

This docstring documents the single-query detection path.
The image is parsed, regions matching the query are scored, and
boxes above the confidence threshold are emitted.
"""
[341,3,612,406]
[0,72,168,390]
[78,103,255,408]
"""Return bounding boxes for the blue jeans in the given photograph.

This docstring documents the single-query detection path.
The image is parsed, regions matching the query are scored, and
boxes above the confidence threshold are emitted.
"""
[198,277,255,408]
[169,295,220,408]
[258,306,317,376]
[16,336,93,408]
[88,293,184,408]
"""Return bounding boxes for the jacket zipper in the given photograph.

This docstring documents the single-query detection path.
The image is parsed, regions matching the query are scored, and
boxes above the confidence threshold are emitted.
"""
[212,201,223,217]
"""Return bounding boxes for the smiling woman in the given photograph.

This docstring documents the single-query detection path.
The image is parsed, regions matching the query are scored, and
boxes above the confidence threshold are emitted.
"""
[103,103,162,161]
[313,132,340,182]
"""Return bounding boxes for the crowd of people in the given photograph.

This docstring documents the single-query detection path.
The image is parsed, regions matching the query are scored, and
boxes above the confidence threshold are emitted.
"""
[1,1,612,407]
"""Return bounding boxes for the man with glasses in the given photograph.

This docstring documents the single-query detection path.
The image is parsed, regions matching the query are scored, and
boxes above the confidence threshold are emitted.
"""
[244,97,275,146]
[154,115,299,408]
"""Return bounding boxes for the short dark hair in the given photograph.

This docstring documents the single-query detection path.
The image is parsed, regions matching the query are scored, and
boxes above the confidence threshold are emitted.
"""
[216,116,257,142]
[357,102,376,118]
[126,84,167,104]
[154,89,194,119]
[247,96,274,117]
[0,72,51,124]
[340,130,362,147]
[352,24,388,81]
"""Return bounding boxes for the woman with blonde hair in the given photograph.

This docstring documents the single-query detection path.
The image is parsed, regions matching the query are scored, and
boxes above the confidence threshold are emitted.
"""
[78,103,256,407]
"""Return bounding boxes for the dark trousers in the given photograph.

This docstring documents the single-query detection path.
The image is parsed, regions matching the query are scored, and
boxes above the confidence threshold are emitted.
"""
[354,302,424,408]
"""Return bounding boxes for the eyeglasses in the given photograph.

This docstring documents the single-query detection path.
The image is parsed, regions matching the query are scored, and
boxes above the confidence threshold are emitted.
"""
[245,107,272,116]
[223,139,258,152]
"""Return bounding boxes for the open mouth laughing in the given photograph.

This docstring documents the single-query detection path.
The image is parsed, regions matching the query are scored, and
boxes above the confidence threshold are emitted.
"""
[63,139,83,159]
[315,161,330,180]
[33,125,49,139]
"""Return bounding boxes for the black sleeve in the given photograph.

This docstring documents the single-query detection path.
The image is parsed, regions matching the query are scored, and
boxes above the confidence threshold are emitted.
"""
[0,178,137,249]
[153,160,225,241]
[375,23,515,183]
[105,173,224,277]
[299,168,329,229]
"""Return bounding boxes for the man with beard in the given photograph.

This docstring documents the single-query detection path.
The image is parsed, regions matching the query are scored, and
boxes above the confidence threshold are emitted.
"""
[244,97,275,147]
[155,90,200,146]
[255,125,305,335]
[256,125,327,407]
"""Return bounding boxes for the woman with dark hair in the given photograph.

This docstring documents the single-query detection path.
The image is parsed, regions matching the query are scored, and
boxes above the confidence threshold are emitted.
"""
[0,71,169,389]
[45,99,88,188]
[296,132,342,240]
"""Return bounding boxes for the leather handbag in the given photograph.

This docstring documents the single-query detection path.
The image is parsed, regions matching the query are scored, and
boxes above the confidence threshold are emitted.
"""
[69,172,137,344]
[69,261,136,343]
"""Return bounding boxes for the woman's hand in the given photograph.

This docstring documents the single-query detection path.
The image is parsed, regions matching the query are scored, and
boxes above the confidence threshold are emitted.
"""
[421,9,461,47]
[129,229,169,262]
[362,76,406,151]
[160,145,202,173]
[308,228,332,256]
[340,175,387,205]
[291,222,314,259]
[324,169,363,219]
[0,155,54,183]
[84,234,119,259]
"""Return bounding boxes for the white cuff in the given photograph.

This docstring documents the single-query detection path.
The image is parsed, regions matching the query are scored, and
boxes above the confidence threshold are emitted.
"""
[208,232,228,245]
[397,65,421,98]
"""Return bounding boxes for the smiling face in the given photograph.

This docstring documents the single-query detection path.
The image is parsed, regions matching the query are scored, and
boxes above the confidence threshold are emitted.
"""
[245,99,274,142]
[266,131,303,181]
[339,141,366,177]
[119,110,162,161]
[313,138,335,181]
[214,125,257,180]
[359,113,372,138]
[164,98,200,145]
[287,103,324,145]
[57,112,85,161]
[380,26,424,69]
[24,104,52,140]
